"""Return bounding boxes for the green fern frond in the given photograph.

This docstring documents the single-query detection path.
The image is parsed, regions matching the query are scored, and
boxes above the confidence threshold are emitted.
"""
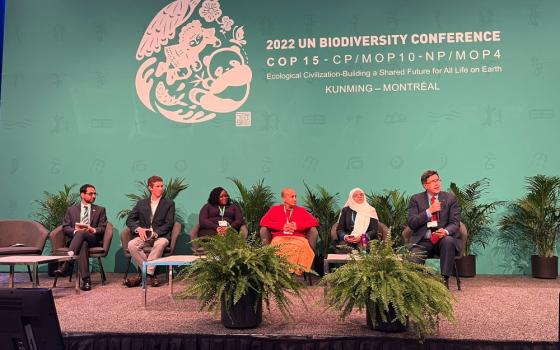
[367,189,410,246]
[449,178,504,255]
[498,174,560,258]
[301,182,340,256]
[321,236,455,339]
[32,184,80,231]
[177,228,305,320]
[228,177,275,241]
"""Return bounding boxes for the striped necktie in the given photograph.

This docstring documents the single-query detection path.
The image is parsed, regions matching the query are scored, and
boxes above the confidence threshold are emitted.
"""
[81,206,90,225]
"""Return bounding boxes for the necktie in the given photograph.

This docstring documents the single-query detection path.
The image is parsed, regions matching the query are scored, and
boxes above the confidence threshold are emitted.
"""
[81,206,90,225]
[430,196,438,221]
[430,196,441,245]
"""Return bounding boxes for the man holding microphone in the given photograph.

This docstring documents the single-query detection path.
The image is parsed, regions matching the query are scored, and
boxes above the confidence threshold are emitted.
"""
[407,170,460,288]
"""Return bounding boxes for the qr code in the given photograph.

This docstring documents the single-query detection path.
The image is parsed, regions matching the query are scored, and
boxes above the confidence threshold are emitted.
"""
[235,112,251,127]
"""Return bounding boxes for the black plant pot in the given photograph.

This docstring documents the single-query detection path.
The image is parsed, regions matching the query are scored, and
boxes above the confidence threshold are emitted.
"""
[221,289,263,329]
[455,255,476,277]
[531,255,558,279]
[366,303,408,332]
[313,255,325,276]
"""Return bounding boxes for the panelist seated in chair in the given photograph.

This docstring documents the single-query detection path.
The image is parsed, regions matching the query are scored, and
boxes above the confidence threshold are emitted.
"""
[125,175,176,288]
[56,183,107,292]
[337,188,379,248]
[198,187,245,236]
[407,170,460,288]
[259,187,319,276]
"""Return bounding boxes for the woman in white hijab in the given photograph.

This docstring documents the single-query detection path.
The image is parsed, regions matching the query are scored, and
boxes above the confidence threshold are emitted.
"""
[336,188,379,245]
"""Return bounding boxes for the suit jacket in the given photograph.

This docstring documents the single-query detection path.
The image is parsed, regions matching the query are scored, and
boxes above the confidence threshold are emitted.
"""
[62,203,108,245]
[126,197,175,238]
[407,191,460,249]
[336,207,378,242]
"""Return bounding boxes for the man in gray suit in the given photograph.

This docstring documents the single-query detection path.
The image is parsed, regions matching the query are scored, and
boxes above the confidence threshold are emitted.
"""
[125,175,175,288]
[407,170,460,288]
[56,184,107,291]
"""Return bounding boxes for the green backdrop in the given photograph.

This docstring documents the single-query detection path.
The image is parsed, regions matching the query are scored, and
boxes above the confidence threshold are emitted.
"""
[1,0,559,274]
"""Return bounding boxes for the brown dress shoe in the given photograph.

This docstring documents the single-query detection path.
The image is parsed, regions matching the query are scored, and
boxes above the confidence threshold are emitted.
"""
[124,276,142,288]
[148,275,160,287]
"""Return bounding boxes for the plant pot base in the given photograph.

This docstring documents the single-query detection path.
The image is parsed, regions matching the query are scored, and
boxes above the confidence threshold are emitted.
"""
[531,255,558,279]
[455,255,476,278]
[366,303,408,333]
[221,290,263,329]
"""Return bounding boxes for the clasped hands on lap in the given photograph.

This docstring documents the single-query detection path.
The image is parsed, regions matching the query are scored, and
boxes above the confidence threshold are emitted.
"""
[343,234,361,244]
[136,227,159,241]
[74,223,96,234]
[432,228,446,238]
[282,222,297,234]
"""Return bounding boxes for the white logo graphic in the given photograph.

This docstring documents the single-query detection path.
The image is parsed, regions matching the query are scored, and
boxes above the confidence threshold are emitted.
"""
[135,0,252,124]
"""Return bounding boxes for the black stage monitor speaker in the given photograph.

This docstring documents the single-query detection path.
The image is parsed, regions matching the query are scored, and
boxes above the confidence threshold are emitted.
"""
[0,288,64,350]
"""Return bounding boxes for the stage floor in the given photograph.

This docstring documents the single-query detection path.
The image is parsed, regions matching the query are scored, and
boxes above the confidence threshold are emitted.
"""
[0,273,558,343]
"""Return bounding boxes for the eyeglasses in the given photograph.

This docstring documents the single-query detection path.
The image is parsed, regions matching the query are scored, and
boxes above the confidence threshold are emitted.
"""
[425,178,441,185]
[85,192,97,196]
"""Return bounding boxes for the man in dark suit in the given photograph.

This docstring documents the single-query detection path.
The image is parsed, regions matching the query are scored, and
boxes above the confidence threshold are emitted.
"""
[407,170,460,288]
[125,175,175,288]
[56,183,107,291]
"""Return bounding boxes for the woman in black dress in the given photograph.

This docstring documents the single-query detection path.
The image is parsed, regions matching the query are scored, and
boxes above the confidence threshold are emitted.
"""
[198,187,244,237]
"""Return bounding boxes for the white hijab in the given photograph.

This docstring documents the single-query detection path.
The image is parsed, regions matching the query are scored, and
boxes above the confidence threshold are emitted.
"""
[343,188,378,236]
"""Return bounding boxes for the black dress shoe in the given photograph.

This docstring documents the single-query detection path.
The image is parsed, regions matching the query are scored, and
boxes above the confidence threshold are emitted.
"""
[54,263,69,277]
[81,279,92,291]
[443,276,450,290]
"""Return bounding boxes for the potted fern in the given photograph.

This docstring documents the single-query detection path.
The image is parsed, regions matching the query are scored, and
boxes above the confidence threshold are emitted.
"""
[177,229,305,329]
[367,189,410,246]
[449,179,503,277]
[228,177,274,243]
[322,237,455,338]
[33,184,80,276]
[498,175,560,279]
[33,184,80,232]
[301,182,339,275]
